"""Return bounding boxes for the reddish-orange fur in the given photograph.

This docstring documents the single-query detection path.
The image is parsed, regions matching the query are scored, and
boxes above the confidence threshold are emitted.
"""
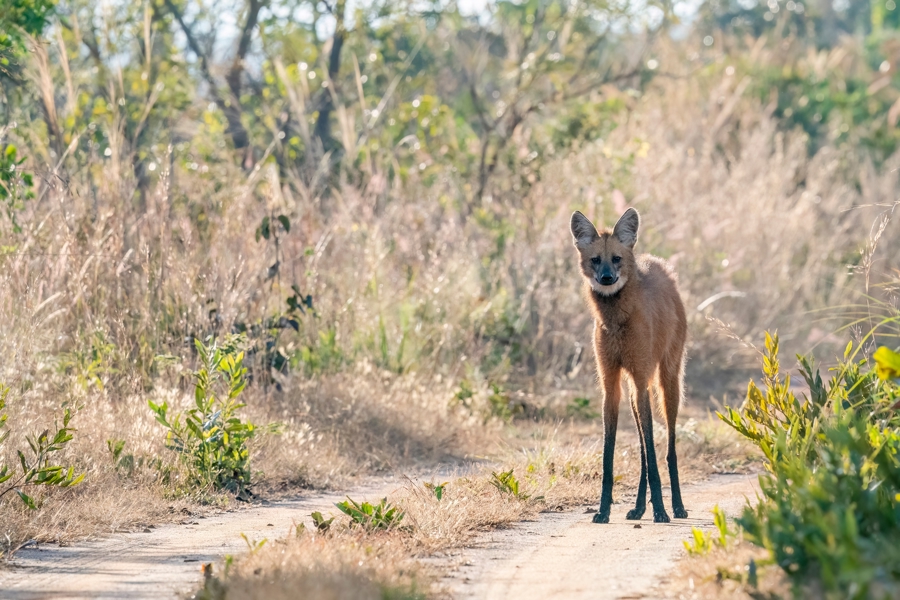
[570,208,688,524]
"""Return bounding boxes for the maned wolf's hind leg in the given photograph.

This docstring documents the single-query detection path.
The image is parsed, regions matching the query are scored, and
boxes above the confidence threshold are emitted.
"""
[634,378,670,523]
[593,367,622,524]
[661,355,688,519]
[625,389,647,520]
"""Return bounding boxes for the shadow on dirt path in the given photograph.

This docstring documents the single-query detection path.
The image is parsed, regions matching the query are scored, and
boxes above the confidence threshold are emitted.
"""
[0,477,404,599]
[443,473,759,600]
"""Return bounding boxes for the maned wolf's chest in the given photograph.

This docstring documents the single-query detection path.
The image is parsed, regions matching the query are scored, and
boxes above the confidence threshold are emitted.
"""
[594,315,630,346]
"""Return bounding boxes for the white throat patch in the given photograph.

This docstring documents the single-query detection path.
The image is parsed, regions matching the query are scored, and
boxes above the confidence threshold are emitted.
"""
[590,276,626,296]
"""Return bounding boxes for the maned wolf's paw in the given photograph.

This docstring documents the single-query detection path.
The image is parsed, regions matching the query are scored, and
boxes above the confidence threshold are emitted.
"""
[625,507,645,520]
[652,510,671,523]
[592,512,610,524]
[673,507,688,519]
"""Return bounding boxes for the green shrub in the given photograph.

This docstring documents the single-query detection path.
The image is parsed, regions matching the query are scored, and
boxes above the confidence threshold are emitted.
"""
[0,385,83,509]
[566,396,598,420]
[720,333,900,598]
[424,481,448,501]
[335,497,404,530]
[310,511,334,531]
[490,469,533,501]
[683,506,732,556]
[149,335,268,499]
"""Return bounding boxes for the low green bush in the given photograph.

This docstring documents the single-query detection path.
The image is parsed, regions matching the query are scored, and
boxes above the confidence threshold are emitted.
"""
[335,497,405,530]
[149,335,272,499]
[720,333,900,598]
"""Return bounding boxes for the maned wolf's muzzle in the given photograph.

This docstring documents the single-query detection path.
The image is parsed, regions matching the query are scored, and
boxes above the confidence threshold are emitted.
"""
[596,264,618,286]
[598,274,618,286]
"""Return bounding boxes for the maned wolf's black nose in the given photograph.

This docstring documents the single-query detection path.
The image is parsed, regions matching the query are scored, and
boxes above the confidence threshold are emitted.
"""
[599,274,618,285]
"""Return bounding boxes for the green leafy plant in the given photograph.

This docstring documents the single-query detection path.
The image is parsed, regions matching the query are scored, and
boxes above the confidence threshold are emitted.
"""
[0,385,84,509]
[487,382,514,421]
[310,511,334,531]
[0,0,56,78]
[490,469,531,501]
[335,497,404,530]
[148,335,266,499]
[0,144,34,233]
[239,532,267,554]
[683,506,733,556]
[451,380,475,411]
[106,438,136,476]
[874,345,900,381]
[424,481,448,501]
[566,396,598,420]
[719,333,900,597]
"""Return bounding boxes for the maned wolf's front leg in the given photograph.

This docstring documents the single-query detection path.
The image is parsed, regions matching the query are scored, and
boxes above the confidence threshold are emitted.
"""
[625,391,647,520]
[593,367,621,524]
[634,383,670,523]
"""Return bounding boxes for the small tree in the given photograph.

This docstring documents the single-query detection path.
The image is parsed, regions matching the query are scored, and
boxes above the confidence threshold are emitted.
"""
[149,335,262,499]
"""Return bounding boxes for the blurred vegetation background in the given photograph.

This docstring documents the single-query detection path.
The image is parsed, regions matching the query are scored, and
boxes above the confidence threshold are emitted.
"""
[0,0,899,421]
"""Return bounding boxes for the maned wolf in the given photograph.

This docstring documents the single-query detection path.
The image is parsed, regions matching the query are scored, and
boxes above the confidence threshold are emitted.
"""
[570,208,688,524]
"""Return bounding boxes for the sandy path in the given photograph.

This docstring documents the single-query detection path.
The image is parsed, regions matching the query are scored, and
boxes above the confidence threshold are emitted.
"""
[0,477,405,599]
[446,473,759,600]
[1,470,759,600]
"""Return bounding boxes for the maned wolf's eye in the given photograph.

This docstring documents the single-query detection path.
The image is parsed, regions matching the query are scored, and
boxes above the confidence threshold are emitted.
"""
[612,256,622,264]
[590,256,602,266]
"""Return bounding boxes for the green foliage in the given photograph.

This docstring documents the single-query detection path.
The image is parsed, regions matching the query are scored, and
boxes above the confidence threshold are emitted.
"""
[0,385,84,510]
[874,345,900,380]
[106,438,135,476]
[0,144,34,233]
[58,330,119,393]
[452,380,475,409]
[0,0,55,76]
[489,469,531,501]
[297,327,343,374]
[719,333,900,597]
[451,380,524,422]
[148,335,269,499]
[310,510,334,531]
[566,396,598,419]
[335,497,405,530]
[239,532,267,554]
[683,506,733,556]
[424,481,448,501]
[255,213,290,243]
[487,382,515,421]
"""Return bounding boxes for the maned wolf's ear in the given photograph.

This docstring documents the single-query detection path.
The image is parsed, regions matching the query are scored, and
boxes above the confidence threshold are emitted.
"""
[570,211,599,248]
[612,208,640,249]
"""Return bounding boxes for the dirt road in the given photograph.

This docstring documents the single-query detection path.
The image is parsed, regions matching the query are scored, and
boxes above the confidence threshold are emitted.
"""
[446,473,759,600]
[1,473,758,599]
[0,478,403,599]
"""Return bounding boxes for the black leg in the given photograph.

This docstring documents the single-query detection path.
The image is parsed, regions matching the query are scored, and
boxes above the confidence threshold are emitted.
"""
[625,395,647,520]
[593,400,619,523]
[668,434,688,518]
[635,387,669,523]
[593,371,621,524]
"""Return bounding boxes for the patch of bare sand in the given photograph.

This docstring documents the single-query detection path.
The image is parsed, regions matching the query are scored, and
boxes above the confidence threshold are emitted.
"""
[443,473,759,600]
[0,477,404,599]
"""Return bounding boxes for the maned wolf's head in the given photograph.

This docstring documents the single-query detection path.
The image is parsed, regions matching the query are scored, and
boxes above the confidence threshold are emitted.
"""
[570,208,640,296]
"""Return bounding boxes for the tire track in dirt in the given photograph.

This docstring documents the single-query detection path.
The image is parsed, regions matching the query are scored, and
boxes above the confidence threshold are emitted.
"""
[444,473,759,600]
[0,477,404,599]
